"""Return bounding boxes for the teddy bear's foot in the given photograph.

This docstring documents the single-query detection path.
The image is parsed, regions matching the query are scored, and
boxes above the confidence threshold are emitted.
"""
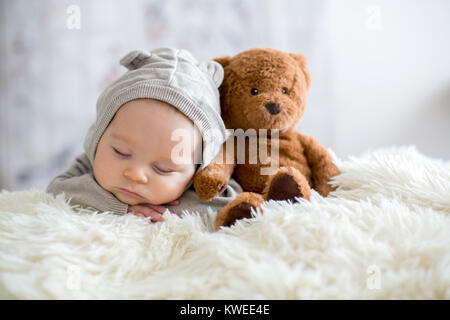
[215,192,264,231]
[263,166,311,202]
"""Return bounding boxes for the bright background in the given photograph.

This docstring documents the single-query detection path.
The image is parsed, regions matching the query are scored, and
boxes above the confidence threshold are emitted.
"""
[1,0,449,191]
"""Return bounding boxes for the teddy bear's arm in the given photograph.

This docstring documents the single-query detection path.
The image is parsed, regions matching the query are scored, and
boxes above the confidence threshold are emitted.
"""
[193,142,236,201]
[296,133,340,197]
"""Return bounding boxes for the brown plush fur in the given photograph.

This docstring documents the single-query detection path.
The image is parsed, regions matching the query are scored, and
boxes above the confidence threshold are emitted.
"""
[193,48,340,230]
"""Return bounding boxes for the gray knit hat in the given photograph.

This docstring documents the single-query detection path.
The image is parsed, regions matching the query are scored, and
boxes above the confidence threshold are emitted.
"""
[83,48,228,173]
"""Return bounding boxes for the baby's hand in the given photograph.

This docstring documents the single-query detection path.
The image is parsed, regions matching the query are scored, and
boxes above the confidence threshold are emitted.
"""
[128,200,179,223]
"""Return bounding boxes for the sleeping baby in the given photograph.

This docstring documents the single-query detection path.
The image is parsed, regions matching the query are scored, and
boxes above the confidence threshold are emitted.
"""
[47,48,242,223]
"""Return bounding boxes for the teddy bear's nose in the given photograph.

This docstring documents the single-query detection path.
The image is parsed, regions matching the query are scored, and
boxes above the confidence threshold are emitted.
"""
[265,102,281,115]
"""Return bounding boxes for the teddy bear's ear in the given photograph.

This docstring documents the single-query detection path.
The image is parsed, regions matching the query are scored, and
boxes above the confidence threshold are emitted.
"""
[214,56,232,68]
[289,53,311,89]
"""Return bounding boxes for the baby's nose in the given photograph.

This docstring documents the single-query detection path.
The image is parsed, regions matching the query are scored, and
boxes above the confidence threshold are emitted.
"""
[123,167,149,184]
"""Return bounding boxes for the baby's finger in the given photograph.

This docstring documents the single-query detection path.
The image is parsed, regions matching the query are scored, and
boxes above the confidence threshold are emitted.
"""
[166,200,179,206]
[139,207,162,218]
[130,205,159,218]
[129,205,149,215]
[141,204,167,214]
[137,208,164,223]
[147,210,165,223]
[128,206,145,216]
[128,206,165,223]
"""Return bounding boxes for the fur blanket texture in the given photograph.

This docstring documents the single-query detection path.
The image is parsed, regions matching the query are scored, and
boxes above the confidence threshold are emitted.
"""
[0,146,449,299]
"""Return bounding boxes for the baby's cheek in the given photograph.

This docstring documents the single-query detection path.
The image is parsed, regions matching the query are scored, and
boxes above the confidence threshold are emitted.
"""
[93,161,107,189]
[172,172,195,195]
[93,153,115,190]
[153,175,191,203]
[151,179,179,200]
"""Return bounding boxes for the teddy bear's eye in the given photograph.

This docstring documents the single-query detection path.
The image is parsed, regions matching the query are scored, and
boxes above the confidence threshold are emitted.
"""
[250,88,259,96]
[282,87,288,94]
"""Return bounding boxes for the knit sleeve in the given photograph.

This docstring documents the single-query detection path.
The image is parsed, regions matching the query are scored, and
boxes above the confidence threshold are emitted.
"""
[46,153,128,214]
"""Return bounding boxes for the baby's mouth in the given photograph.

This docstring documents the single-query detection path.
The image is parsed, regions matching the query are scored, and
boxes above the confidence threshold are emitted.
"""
[119,188,145,200]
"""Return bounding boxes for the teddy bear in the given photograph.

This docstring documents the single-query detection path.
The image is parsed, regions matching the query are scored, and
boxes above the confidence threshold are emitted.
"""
[193,48,340,230]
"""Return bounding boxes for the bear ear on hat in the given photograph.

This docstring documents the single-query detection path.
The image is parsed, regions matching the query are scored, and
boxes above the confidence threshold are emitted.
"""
[198,61,224,88]
[120,50,152,70]
[289,53,311,89]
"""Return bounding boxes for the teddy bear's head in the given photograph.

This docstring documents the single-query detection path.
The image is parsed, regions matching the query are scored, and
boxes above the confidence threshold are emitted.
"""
[215,48,311,133]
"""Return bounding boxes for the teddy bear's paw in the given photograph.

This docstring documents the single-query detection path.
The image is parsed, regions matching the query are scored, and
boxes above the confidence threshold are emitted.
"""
[215,192,264,230]
[263,167,311,202]
[193,172,229,201]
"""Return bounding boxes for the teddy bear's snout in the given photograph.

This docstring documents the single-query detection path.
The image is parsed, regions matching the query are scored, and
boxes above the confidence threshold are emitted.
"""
[265,102,281,115]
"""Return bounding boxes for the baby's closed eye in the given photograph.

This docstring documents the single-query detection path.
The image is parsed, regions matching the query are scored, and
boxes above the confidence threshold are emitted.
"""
[152,163,174,174]
[112,146,131,158]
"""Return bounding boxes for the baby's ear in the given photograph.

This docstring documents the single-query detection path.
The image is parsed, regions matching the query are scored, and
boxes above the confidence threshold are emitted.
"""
[289,53,311,89]
[120,50,152,70]
[199,61,224,88]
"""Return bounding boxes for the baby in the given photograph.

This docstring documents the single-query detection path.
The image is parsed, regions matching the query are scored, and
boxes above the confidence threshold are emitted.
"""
[47,48,242,223]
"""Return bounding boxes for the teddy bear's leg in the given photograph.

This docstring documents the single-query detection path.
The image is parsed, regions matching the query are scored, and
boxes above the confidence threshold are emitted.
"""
[215,192,264,231]
[262,166,311,202]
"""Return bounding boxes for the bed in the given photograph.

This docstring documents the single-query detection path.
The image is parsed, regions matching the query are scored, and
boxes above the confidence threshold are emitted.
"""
[0,146,449,299]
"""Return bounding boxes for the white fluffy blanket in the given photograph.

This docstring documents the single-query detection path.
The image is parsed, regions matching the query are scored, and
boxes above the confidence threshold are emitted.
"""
[0,146,449,299]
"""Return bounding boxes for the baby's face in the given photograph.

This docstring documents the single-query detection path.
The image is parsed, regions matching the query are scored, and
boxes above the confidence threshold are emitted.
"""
[93,98,201,206]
